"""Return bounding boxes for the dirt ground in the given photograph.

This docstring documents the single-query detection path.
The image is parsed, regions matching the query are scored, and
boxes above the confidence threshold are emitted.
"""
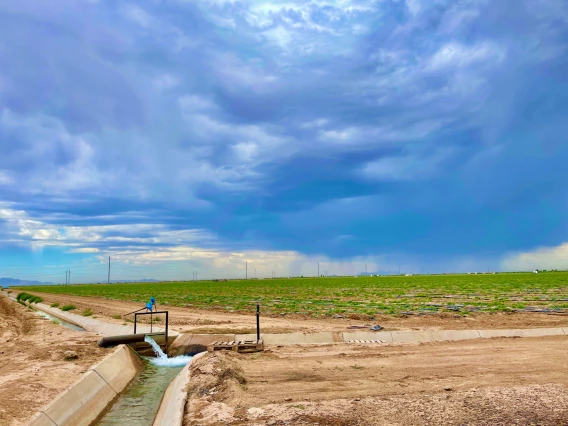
[29,291,568,334]
[0,293,110,426]
[185,336,568,425]
[5,291,568,425]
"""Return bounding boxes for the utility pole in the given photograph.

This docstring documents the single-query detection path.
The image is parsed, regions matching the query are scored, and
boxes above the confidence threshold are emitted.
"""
[108,256,111,284]
[365,264,367,276]
[255,269,256,279]
[246,260,248,280]
[318,262,320,277]
[65,270,68,285]
[68,270,71,285]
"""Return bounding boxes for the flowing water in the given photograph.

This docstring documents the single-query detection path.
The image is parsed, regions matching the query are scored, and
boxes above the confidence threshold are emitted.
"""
[97,336,193,426]
[34,310,86,332]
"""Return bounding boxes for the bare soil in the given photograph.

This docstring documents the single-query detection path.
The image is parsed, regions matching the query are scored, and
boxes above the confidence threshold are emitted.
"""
[0,293,109,426]
[29,292,568,334]
[184,336,568,425]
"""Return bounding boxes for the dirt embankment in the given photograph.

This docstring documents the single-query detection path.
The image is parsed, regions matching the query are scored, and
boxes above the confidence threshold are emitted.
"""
[184,337,568,425]
[28,291,568,334]
[0,293,109,426]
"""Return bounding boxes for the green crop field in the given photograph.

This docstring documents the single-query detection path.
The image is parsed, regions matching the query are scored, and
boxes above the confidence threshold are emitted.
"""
[19,272,568,318]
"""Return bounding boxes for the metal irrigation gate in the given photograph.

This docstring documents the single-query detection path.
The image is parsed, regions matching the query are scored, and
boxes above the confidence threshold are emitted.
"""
[133,310,169,347]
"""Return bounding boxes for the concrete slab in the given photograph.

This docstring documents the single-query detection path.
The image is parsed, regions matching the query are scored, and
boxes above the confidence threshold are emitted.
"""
[391,330,433,343]
[233,332,338,345]
[478,329,524,338]
[43,370,117,426]
[518,328,565,338]
[432,330,481,342]
[562,328,568,335]
[342,331,393,343]
[168,334,234,356]
[235,334,257,341]
[92,345,143,393]
[304,332,336,344]
[261,333,307,345]
[28,413,57,426]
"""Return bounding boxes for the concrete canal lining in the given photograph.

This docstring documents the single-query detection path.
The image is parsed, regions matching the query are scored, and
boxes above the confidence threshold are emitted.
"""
[31,302,178,338]
[152,352,207,426]
[169,327,567,355]
[27,345,144,426]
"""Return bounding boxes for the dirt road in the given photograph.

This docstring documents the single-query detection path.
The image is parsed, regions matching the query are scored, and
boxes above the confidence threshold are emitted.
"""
[29,291,568,334]
[185,336,568,425]
[0,294,109,426]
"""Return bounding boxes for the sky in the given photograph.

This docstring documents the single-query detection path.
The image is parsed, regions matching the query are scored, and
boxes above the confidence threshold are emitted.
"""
[0,0,567,283]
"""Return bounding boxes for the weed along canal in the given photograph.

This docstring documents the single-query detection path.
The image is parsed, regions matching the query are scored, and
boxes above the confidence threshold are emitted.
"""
[97,336,193,426]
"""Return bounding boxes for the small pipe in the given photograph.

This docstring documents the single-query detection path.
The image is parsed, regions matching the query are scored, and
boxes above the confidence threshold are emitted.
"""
[165,311,169,353]
[256,304,260,341]
[98,334,147,347]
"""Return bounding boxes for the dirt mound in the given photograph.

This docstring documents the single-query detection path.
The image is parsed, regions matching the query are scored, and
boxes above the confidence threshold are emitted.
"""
[0,294,36,338]
[0,294,109,426]
[184,352,248,425]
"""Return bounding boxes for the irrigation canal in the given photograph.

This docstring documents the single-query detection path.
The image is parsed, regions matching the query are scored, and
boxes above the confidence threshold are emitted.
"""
[97,336,193,426]
[34,309,87,332]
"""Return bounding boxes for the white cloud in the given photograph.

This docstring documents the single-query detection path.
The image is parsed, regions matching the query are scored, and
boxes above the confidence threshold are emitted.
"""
[427,42,505,71]
[0,203,406,280]
[0,170,13,185]
[502,243,568,271]
[360,147,454,181]
[0,204,214,250]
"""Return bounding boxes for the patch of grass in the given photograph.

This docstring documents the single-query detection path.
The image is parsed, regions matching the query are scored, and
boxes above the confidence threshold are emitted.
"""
[50,302,60,308]
[61,304,77,311]
[17,292,32,303]
[112,314,122,320]
[16,292,43,304]
[82,308,93,316]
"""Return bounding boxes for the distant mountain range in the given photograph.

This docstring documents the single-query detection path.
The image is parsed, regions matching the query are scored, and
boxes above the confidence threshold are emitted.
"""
[0,278,54,287]
[0,277,161,287]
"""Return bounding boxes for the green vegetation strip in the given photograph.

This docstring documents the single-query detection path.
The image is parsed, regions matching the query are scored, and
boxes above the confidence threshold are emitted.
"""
[16,292,43,304]
[18,272,568,318]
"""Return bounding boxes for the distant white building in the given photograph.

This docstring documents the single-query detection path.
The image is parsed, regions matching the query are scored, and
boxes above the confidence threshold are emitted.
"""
[533,270,539,274]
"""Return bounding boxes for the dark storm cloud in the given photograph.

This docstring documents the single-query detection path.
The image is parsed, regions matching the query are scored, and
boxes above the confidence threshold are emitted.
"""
[0,0,567,270]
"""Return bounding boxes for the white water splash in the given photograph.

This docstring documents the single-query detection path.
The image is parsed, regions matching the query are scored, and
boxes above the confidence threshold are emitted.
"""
[144,335,193,367]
